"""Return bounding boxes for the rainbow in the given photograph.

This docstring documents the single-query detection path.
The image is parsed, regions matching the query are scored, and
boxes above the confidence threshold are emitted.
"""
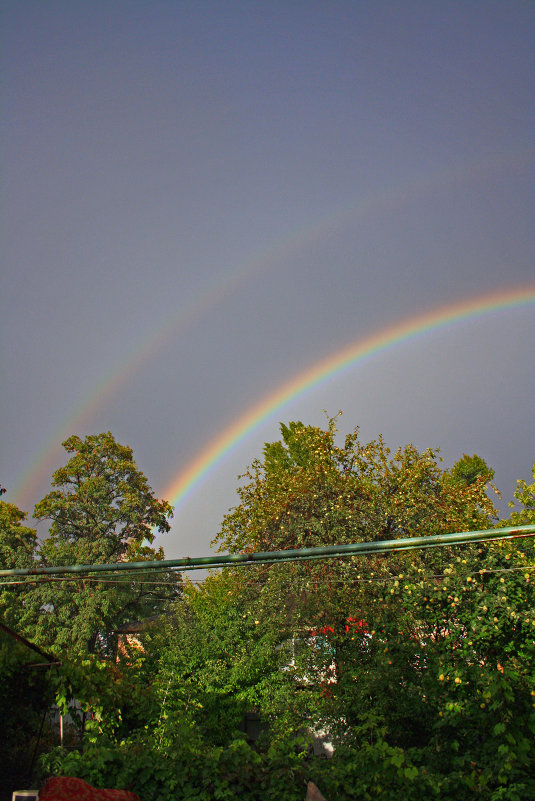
[11,146,533,508]
[164,286,535,511]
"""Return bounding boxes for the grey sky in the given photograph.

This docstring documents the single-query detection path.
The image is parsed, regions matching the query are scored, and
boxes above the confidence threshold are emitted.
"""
[2,1,534,559]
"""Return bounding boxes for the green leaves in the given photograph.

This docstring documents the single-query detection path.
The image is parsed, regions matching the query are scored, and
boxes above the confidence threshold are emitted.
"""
[0,500,37,568]
[0,500,37,628]
[215,418,498,557]
[35,432,173,550]
[28,432,177,658]
[203,418,534,796]
[506,462,535,526]
[7,421,533,799]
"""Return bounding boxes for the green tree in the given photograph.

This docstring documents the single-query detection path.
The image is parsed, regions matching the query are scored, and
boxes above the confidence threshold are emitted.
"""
[448,452,494,488]
[153,572,291,750]
[0,500,37,628]
[211,419,535,798]
[214,418,496,656]
[31,432,177,657]
[506,461,535,527]
[349,536,535,798]
[216,418,497,555]
[208,421,499,747]
[0,499,37,568]
[38,424,535,799]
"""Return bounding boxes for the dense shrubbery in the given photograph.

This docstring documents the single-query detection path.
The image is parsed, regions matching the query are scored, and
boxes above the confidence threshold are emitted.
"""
[41,738,312,801]
[0,632,56,794]
[2,424,535,799]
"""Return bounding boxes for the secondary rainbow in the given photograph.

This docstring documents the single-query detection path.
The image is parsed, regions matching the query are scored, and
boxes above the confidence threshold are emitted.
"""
[164,286,535,511]
[12,147,531,509]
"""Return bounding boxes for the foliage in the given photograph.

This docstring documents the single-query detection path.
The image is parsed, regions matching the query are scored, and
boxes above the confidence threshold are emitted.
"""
[49,647,160,747]
[41,737,312,801]
[210,422,495,698]
[34,432,172,558]
[22,422,535,799]
[204,419,534,797]
[149,572,302,749]
[310,741,438,801]
[29,432,177,657]
[0,500,37,566]
[506,461,535,527]
[447,452,494,488]
[0,499,37,627]
[215,418,497,556]
[0,628,56,792]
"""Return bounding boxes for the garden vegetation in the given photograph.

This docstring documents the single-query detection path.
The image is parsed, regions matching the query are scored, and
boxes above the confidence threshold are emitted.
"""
[1,419,534,800]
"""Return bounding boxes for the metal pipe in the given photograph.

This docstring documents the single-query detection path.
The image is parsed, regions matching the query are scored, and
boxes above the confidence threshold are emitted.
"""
[0,620,56,661]
[0,525,533,578]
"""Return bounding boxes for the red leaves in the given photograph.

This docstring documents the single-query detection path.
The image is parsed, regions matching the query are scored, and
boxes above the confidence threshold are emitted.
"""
[311,617,367,637]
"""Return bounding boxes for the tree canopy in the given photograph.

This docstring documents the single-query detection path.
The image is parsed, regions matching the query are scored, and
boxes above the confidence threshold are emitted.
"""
[29,432,177,657]
[0,499,38,629]
[215,418,497,556]
[2,423,534,800]
[506,462,535,527]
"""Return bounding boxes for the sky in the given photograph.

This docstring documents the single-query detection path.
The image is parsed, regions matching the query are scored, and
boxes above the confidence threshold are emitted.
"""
[1,1,534,561]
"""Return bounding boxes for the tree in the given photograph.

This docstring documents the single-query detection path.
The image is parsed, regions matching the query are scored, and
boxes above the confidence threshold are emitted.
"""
[215,418,497,555]
[0,500,37,628]
[505,461,535,527]
[153,572,292,750]
[213,418,497,648]
[0,499,37,568]
[346,535,535,797]
[448,453,494,488]
[38,424,535,799]
[31,432,177,656]
[210,421,501,737]
[212,420,535,797]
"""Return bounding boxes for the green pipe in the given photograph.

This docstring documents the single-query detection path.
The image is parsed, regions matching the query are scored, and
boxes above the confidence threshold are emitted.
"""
[0,525,533,579]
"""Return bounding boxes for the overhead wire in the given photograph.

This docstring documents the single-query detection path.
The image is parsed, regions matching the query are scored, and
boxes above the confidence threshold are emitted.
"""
[1,524,533,580]
[1,563,533,589]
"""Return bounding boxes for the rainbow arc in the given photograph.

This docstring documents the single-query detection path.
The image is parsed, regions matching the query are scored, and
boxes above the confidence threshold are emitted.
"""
[163,286,535,512]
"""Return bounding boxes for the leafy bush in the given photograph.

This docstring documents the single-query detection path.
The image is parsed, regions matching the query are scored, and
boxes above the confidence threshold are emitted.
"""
[40,736,311,801]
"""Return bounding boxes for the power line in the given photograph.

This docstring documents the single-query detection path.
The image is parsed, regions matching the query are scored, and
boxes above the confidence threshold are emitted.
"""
[1,562,533,590]
[1,524,533,579]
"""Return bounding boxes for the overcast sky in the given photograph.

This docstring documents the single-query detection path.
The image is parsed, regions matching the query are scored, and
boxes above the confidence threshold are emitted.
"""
[2,1,534,560]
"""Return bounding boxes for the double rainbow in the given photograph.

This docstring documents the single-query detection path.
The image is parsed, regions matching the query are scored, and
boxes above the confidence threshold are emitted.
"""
[12,145,533,510]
